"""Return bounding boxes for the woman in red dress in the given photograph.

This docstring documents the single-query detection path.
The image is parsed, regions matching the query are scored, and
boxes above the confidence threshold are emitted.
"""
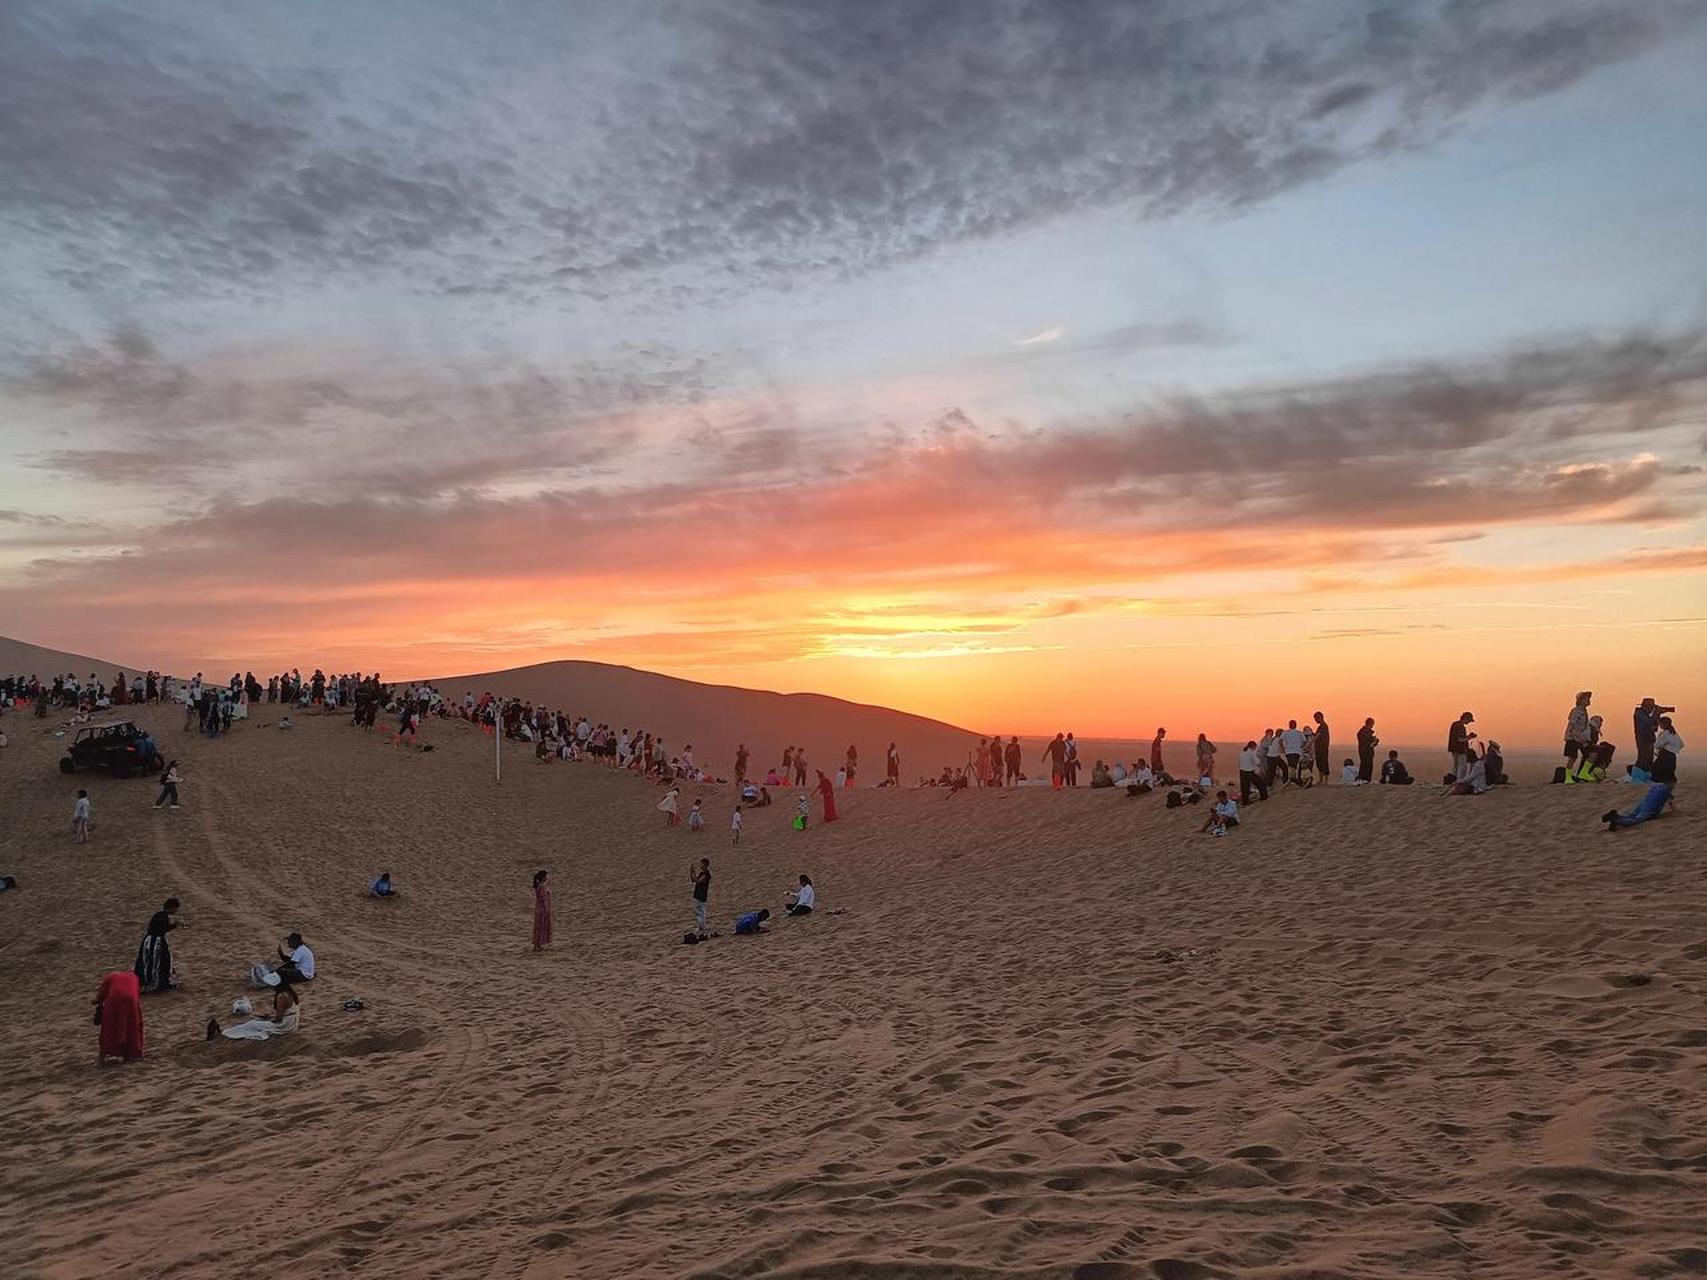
[94,971,144,1065]
[815,770,839,823]
[531,870,552,951]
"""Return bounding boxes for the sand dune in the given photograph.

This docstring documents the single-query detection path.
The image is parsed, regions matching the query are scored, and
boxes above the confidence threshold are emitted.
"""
[0,635,137,680]
[1,698,1702,1279]
[429,658,984,781]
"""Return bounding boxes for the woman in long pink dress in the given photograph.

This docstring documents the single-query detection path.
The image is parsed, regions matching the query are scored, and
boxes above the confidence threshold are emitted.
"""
[94,970,144,1065]
[816,770,839,823]
[531,870,552,951]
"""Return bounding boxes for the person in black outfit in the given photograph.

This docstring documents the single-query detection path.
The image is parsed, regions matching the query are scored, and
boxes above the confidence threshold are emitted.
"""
[135,897,185,991]
[1356,718,1378,783]
[1379,751,1413,785]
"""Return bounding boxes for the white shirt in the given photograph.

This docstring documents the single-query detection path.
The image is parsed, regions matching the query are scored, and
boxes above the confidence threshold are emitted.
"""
[73,797,91,820]
[731,810,743,829]
[1281,728,1304,753]
[1133,766,1154,784]
[1237,747,1258,771]
[1656,728,1684,754]
[1341,764,1359,784]
[289,943,315,979]
[795,883,815,909]
[1214,799,1238,819]
[1265,737,1283,757]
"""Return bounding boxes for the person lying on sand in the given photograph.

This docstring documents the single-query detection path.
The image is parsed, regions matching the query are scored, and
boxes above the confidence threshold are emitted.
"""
[1603,783,1675,831]
[733,908,770,935]
[222,982,301,1040]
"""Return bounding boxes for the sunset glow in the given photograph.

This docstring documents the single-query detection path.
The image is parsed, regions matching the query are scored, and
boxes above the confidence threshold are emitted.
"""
[2,1,1705,748]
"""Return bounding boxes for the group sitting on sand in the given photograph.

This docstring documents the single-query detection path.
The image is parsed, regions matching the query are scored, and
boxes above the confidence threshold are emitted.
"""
[69,671,1686,1068]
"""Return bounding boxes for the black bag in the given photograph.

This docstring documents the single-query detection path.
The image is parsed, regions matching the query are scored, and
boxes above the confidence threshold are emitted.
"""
[1165,791,1182,809]
[682,931,701,946]
[1551,766,1567,785]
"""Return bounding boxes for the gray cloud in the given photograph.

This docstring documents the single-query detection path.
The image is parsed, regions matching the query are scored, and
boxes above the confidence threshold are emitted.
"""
[3,0,1700,303]
[6,326,1701,604]
[8,326,713,498]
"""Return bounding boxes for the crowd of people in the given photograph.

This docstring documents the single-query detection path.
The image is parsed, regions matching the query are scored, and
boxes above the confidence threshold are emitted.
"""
[12,660,1684,1066]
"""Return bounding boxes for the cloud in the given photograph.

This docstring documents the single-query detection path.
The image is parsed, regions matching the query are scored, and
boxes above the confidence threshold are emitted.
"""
[3,0,1700,303]
[1,321,1702,672]
[7,326,713,499]
[1015,327,1065,346]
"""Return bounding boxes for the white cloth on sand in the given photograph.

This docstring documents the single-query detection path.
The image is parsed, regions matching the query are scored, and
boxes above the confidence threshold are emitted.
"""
[223,1007,301,1040]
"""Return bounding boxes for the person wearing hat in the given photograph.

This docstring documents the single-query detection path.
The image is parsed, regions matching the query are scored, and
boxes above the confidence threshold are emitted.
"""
[1633,698,1676,774]
[1564,691,1593,770]
[1448,712,1476,778]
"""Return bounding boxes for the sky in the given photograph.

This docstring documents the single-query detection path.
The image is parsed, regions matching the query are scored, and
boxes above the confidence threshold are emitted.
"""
[2,0,1705,748]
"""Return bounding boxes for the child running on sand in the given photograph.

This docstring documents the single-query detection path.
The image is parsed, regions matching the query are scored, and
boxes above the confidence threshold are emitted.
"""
[72,789,90,843]
[731,805,742,844]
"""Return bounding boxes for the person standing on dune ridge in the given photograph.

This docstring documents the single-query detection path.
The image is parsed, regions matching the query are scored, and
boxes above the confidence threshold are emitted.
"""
[1042,733,1067,790]
[1356,718,1379,783]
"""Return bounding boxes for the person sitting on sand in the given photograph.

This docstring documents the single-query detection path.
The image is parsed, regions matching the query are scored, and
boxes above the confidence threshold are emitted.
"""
[1340,758,1364,786]
[1090,760,1113,788]
[733,907,771,935]
[785,875,815,916]
[1445,749,1489,795]
[1484,741,1508,786]
[1200,791,1238,833]
[1603,783,1674,831]
[278,715,293,729]
[369,872,397,897]
[253,931,315,987]
[94,970,145,1065]
[222,980,301,1040]
[1379,751,1414,785]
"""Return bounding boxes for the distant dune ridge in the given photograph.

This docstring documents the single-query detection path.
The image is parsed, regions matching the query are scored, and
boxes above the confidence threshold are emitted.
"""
[0,634,138,680]
[429,658,984,781]
[0,635,989,779]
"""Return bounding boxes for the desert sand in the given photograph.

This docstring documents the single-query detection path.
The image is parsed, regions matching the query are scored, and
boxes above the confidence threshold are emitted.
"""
[1,695,1703,1280]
